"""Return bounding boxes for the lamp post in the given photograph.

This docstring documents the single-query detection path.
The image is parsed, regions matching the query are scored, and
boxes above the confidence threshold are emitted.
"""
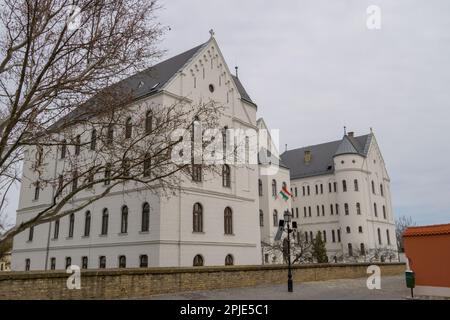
[284,210,293,292]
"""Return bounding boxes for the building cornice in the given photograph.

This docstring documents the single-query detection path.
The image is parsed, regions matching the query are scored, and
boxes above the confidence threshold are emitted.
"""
[12,240,257,254]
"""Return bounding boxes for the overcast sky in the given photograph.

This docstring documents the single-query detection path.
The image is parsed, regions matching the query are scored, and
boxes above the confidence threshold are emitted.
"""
[4,0,450,226]
[157,0,450,225]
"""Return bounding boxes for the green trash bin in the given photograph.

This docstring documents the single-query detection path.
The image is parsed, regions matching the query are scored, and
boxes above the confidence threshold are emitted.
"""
[405,270,415,298]
[405,270,415,288]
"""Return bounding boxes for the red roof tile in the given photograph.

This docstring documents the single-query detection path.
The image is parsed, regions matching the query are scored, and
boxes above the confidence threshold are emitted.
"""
[403,223,450,237]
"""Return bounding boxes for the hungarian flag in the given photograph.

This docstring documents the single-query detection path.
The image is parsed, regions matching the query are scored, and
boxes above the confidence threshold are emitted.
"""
[279,186,292,201]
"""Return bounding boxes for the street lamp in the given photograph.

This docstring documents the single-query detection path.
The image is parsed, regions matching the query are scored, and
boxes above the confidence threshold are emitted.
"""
[283,210,293,292]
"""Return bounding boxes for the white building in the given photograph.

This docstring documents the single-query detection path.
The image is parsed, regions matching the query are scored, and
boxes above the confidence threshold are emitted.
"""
[12,34,267,271]
[280,131,397,261]
[11,34,397,270]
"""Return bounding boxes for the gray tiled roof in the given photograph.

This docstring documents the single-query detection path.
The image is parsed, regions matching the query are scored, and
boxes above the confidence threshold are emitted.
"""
[280,134,371,179]
[52,41,255,128]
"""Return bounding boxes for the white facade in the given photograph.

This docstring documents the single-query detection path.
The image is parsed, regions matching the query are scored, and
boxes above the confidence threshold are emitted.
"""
[11,36,397,270]
[12,36,263,270]
[283,132,397,262]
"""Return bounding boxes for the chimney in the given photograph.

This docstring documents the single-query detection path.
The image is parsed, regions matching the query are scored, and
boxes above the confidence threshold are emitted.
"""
[348,131,354,138]
[304,150,312,164]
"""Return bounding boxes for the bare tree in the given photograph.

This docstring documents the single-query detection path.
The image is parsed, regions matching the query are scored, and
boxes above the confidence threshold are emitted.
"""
[0,0,230,256]
[262,229,313,264]
[395,215,416,253]
[342,245,398,263]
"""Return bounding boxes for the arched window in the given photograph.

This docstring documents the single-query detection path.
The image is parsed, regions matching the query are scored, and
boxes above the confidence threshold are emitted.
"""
[259,210,264,227]
[222,165,231,188]
[344,203,349,215]
[224,207,233,235]
[193,203,203,232]
[143,153,151,177]
[258,179,263,196]
[222,126,228,160]
[360,243,365,255]
[50,258,56,270]
[118,255,126,268]
[34,181,40,200]
[82,256,88,269]
[271,180,277,197]
[99,256,106,269]
[145,110,153,133]
[75,135,81,155]
[60,139,67,159]
[28,226,34,242]
[90,129,97,150]
[356,203,361,215]
[371,181,376,194]
[125,117,132,139]
[107,124,114,144]
[140,255,148,268]
[354,179,359,191]
[53,219,60,239]
[377,228,382,245]
[141,202,150,232]
[121,206,128,234]
[348,243,353,257]
[374,203,378,217]
[65,257,72,269]
[346,226,351,234]
[84,211,91,237]
[342,180,347,192]
[193,254,204,266]
[380,184,384,197]
[71,170,78,192]
[273,210,278,226]
[101,208,109,235]
[245,136,250,164]
[386,229,391,245]
[358,226,363,233]
[383,205,387,219]
[68,213,75,238]
[104,163,111,185]
[225,254,234,266]
[25,259,31,271]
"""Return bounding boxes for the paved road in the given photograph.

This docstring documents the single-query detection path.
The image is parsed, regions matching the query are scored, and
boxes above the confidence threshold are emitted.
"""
[149,275,410,300]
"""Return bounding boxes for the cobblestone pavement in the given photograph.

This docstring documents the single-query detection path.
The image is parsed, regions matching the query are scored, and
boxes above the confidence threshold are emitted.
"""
[148,275,411,300]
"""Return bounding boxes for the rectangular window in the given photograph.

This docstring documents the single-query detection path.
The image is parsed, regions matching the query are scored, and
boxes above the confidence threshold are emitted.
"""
[296,207,299,218]
[315,185,318,195]
[337,229,341,242]
[295,187,298,197]
[302,186,305,196]
[333,182,337,192]
[322,205,325,216]
[50,258,56,270]
[307,186,310,196]
[320,184,323,194]
[308,206,311,217]
[328,183,332,193]
[53,219,60,239]
[332,230,336,242]
[330,204,334,215]
[303,207,307,218]
[316,205,320,217]
[335,204,339,215]
[82,256,88,269]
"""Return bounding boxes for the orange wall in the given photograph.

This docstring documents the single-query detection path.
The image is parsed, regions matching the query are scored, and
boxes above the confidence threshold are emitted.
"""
[404,234,450,287]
